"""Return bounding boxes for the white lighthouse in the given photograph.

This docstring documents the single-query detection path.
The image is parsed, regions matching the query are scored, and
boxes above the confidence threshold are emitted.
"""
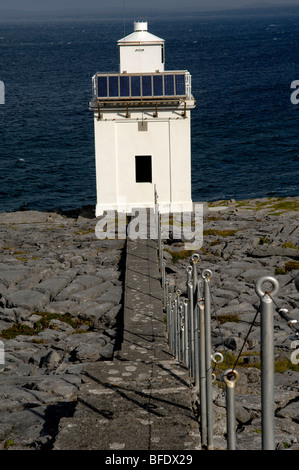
[90,21,196,216]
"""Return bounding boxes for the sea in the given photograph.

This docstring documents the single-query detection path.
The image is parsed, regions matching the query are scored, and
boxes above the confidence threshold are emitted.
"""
[0,6,299,213]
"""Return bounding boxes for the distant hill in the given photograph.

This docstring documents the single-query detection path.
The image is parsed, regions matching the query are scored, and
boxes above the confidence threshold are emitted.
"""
[243,2,299,8]
[1,2,299,21]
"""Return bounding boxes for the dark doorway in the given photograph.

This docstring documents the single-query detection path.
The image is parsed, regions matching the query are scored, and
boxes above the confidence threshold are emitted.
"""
[135,155,152,183]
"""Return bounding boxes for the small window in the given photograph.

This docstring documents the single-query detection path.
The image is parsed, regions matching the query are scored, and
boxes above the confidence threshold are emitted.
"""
[135,155,152,183]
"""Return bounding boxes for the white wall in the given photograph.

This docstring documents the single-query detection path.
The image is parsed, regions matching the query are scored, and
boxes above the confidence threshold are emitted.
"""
[116,120,170,204]
[119,44,164,73]
[169,116,192,208]
[93,106,193,216]
[94,120,118,206]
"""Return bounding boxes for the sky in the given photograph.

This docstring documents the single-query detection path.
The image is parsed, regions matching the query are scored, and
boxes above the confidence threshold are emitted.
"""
[1,0,299,15]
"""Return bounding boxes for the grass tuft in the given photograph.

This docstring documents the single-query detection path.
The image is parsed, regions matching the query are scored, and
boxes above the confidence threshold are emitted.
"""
[0,312,92,340]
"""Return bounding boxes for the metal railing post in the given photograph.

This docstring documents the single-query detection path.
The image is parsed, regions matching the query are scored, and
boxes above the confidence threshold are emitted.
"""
[160,242,164,277]
[191,254,199,291]
[167,293,172,353]
[194,297,200,391]
[198,299,207,449]
[196,278,203,302]
[183,298,189,368]
[202,269,214,450]
[157,210,161,252]
[176,290,182,357]
[164,279,168,311]
[173,297,178,358]
[161,257,166,302]
[194,276,203,390]
[186,265,192,285]
[188,281,194,378]
[223,369,239,450]
[255,275,279,451]
[178,301,184,363]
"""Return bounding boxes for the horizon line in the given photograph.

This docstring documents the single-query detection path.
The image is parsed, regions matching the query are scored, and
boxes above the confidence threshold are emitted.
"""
[1,2,299,17]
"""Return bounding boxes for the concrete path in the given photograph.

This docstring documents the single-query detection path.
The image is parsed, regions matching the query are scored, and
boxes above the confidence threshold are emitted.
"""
[54,238,200,451]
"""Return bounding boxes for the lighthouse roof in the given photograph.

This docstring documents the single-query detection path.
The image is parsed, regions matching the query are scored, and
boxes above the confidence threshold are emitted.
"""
[118,21,164,45]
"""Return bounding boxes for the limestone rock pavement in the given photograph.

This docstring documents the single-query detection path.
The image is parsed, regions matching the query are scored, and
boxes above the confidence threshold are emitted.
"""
[0,197,298,451]
[0,207,125,450]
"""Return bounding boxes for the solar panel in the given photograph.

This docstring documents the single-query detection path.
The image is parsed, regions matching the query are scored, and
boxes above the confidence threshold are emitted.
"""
[142,76,152,96]
[164,75,174,96]
[175,74,185,96]
[109,76,119,97]
[97,73,187,99]
[120,75,130,97]
[98,76,108,98]
[153,75,163,96]
[131,75,141,96]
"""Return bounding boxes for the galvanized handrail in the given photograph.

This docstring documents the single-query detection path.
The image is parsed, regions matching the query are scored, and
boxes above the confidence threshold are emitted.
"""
[154,195,297,451]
